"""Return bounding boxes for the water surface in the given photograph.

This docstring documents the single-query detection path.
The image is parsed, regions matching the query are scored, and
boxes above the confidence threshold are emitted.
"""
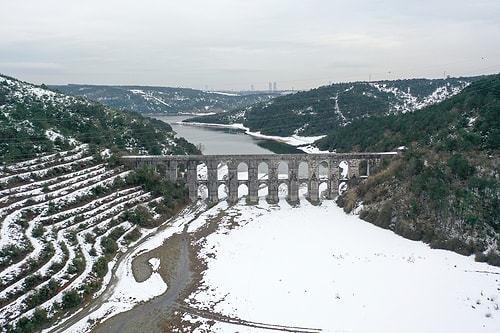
[152,114,302,155]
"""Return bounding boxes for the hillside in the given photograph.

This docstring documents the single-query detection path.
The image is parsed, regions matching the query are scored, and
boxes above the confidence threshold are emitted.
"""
[0,75,200,163]
[330,74,500,265]
[0,75,201,332]
[186,77,481,137]
[51,84,280,115]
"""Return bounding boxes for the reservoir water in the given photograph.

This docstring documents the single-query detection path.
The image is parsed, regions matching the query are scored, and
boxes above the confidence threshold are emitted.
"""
[151,115,302,155]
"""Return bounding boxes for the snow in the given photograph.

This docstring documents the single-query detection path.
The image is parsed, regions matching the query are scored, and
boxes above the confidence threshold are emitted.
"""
[62,190,500,333]
[186,196,500,333]
[206,91,241,97]
[370,81,469,112]
[45,129,64,141]
[148,258,161,271]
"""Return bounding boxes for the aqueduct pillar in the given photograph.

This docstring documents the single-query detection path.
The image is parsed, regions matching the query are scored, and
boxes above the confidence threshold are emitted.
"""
[187,160,198,201]
[288,161,299,203]
[228,163,238,203]
[248,160,259,204]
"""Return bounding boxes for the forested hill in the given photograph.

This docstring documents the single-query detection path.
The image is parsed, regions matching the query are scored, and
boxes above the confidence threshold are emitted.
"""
[315,74,499,153]
[187,76,481,136]
[333,74,500,265]
[51,84,279,115]
[0,74,199,163]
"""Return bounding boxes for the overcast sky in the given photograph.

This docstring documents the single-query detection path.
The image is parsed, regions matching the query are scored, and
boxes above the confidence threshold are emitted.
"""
[1,0,500,90]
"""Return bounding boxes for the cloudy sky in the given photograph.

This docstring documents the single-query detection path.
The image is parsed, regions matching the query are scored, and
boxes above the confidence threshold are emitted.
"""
[1,0,499,90]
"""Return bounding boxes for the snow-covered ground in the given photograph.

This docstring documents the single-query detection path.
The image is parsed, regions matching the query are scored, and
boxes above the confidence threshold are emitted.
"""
[66,187,500,333]
[185,197,500,332]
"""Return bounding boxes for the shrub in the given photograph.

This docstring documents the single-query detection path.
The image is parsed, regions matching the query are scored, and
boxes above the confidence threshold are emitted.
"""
[61,289,81,309]
[486,250,500,266]
[123,227,142,244]
[31,307,49,328]
[375,201,392,229]
[100,237,118,255]
[31,224,44,238]
[92,256,108,278]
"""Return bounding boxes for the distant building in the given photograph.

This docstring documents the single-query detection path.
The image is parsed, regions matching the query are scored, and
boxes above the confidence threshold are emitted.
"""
[269,82,272,92]
[273,82,277,92]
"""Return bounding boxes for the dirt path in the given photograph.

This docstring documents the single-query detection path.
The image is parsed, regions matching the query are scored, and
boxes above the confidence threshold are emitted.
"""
[177,305,323,332]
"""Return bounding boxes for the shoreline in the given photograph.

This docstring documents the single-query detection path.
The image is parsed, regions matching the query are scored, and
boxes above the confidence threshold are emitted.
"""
[177,120,328,154]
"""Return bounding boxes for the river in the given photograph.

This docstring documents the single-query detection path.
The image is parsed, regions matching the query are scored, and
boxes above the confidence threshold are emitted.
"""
[151,114,303,155]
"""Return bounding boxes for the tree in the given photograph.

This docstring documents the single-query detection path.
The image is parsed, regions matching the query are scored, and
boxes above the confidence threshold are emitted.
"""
[62,289,81,309]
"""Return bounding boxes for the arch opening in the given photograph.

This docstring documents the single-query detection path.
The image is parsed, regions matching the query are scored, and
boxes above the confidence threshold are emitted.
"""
[218,184,228,200]
[197,163,207,181]
[237,162,248,180]
[197,184,208,200]
[298,181,309,198]
[298,161,309,180]
[319,161,329,181]
[258,162,269,180]
[359,160,368,177]
[338,181,348,195]
[278,182,288,200]
[217,162,228,181]
[278,161,289,180]
[339,160,349,180]
[319,181,329,199]
[176,162,187,180]
[258,182,269,198]
[238,184,249,198]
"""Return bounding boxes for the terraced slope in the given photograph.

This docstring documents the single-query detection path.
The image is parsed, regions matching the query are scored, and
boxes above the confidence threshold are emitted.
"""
[0,145,177,332]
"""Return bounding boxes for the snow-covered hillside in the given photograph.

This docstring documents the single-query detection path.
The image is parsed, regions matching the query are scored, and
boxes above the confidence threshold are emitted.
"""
[0,74,199,162]
[370,80,469,112]
[0,146,183,332]
[186,76,481,137]
[51,84,280,115]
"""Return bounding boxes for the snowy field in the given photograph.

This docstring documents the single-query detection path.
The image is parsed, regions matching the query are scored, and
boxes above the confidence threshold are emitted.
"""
[185,196,500,332]
[66,187,500,332]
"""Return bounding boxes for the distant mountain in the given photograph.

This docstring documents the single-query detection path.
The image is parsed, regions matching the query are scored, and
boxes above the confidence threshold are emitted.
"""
[0,75,199,163]
[187,77,482,137]
[332,74,500,265]
[51,84,280,115]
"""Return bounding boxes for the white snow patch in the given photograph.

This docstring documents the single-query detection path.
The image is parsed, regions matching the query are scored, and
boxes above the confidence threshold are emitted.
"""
[45,129,64,141]
[148,258,161,271]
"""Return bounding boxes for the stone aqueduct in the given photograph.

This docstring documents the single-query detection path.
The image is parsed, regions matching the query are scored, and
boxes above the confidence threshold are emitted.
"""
[123,153,394,204]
